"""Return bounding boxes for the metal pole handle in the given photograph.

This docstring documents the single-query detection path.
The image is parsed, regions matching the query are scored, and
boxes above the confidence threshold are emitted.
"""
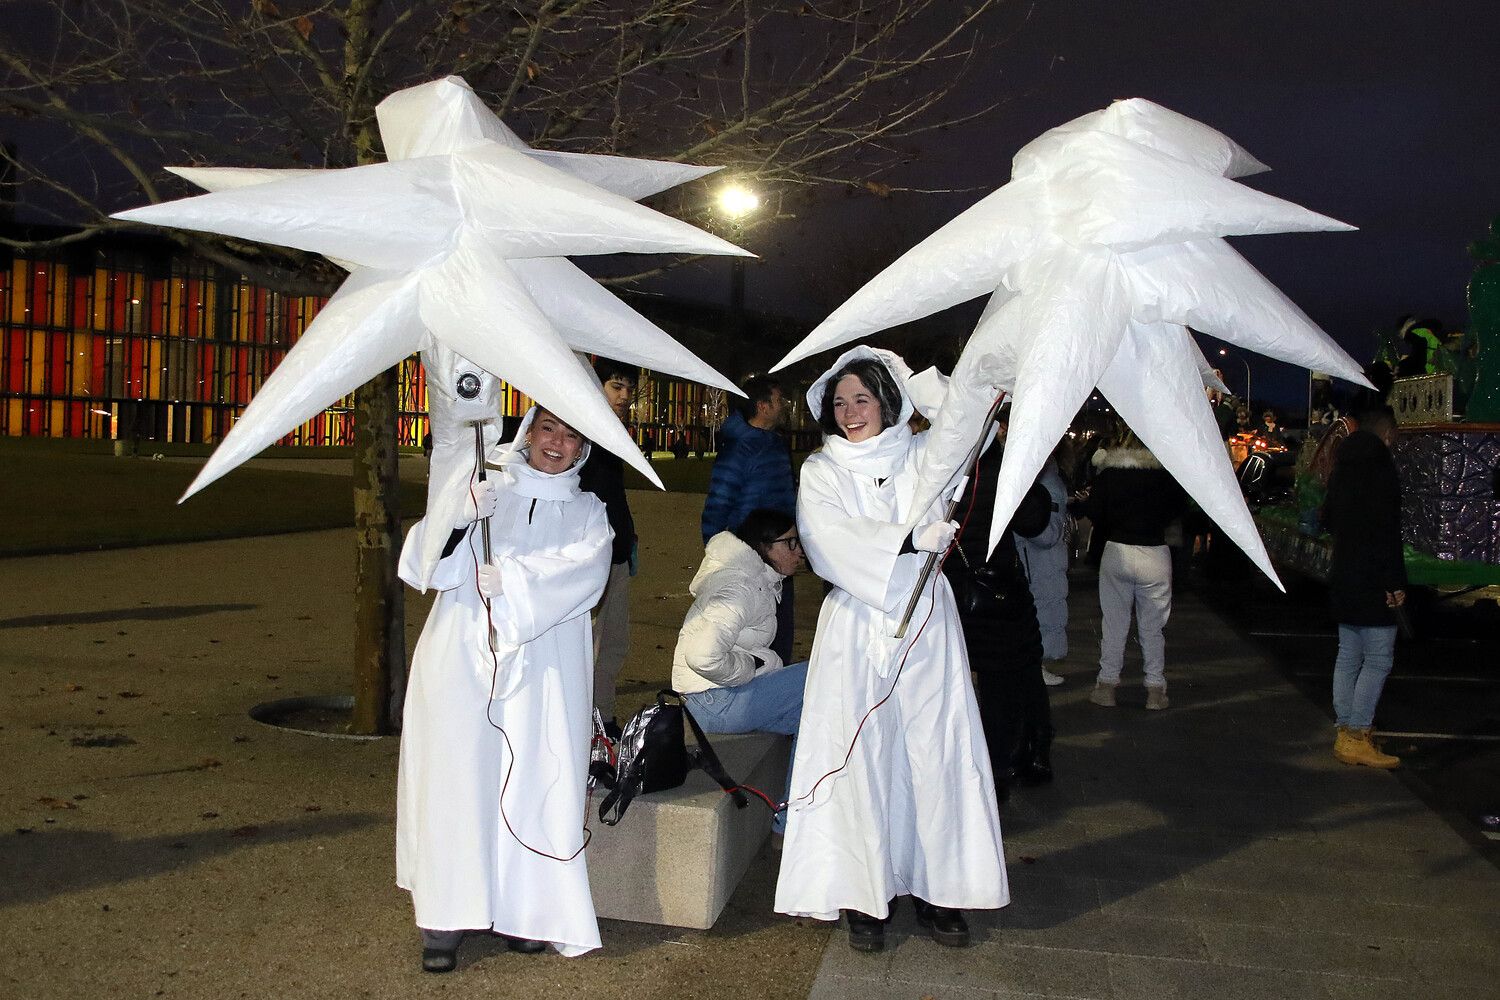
[892,392,1008,639]
[474,423,498,652]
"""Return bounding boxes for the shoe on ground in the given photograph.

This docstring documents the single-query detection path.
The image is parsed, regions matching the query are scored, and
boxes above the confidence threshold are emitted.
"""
[1145,687,1170,711]
[421,948,457,974]
[842,909,887,952]
[1041,666,1065,687]
[1089,682,1117,707]
[1333,726,1399,769]
[501,934,548,954]
[912,898,971,947]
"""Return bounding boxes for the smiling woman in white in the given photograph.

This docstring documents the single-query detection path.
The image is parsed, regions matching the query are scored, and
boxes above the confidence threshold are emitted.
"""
[775,346,1008,953]
[396,406,612,969]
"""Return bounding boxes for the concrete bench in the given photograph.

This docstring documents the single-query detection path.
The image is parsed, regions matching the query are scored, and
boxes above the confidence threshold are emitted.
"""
[588,732,791,930]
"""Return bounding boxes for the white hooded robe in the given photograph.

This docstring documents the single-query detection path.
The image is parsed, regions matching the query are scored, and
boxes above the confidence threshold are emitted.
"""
[396,415,612,957]
[774,347,1009,921]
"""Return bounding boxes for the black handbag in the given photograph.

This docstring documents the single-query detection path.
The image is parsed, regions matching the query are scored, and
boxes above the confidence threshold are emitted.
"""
[947,545,1011,618]
[597,691,748,826]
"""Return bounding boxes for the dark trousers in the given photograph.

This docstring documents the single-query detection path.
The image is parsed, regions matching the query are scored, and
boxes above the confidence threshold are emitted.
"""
[960,582,1054,776]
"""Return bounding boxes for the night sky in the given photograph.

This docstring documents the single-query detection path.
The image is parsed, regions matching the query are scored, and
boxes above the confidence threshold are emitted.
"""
[10,2,1498,413]
[669,0,1500,411]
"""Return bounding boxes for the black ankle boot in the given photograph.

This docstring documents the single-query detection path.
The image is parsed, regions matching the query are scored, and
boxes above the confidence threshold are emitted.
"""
[419,929,463,973]
[912,898,971,947]
[501,934,547,954]
[843,909,886,952]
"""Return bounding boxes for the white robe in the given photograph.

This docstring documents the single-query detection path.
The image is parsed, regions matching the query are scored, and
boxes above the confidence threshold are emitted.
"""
[396,451,612,956]
[775,391,1008,921]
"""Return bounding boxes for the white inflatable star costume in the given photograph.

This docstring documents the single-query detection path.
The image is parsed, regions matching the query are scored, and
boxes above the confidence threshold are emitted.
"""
[114,76,748,585]
[774,99,1370,586]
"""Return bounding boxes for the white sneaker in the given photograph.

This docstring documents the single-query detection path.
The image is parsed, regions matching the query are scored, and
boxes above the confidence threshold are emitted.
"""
[1041,666,1065,687]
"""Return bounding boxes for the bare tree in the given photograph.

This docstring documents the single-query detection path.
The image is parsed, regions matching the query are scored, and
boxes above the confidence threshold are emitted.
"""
[2,0,1024,733]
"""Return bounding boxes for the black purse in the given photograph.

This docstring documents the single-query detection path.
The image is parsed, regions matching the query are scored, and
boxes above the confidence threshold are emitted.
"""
[947,545,1011,618]
[597,691,748,826]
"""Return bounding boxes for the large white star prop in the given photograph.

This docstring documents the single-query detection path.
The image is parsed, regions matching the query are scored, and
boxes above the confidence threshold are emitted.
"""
[112,76,750,509]
[773,99,1370,587]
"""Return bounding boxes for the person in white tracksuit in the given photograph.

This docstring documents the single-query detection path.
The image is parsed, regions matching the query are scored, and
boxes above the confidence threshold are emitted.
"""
[774,346,1008,954]
[1072,428,1186,710]
[396,406,612,971]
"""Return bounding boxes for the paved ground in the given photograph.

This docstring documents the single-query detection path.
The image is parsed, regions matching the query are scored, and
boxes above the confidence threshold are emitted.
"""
[2,490,1496,999]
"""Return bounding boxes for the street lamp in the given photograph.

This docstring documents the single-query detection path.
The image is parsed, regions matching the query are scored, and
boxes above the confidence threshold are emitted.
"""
[1218,348,1252,405]
[715,184,759,329]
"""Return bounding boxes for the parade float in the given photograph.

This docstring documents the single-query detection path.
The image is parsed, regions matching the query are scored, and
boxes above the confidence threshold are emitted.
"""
[1257,216,1500,590]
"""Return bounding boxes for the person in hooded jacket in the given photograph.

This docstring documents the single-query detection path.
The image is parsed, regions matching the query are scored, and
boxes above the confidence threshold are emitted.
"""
[1019,448,1072,685]
[1323,406,1407,769]
[673,508,808,831]
[1074,425,1187,710]
[396,406,613,970]
[774,346,1007,954]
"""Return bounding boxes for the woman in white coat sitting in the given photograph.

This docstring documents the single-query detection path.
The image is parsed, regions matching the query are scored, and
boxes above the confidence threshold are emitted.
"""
[396,406,613,971]
[673,508,808,831]
[773,346,1008,954]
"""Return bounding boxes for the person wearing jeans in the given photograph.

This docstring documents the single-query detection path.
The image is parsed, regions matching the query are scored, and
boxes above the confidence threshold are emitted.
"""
[1323,406,1406,769]
[673,509,807,831]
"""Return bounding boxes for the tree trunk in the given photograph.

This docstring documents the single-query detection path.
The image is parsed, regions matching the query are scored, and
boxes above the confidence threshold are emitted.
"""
[350,367,405,734]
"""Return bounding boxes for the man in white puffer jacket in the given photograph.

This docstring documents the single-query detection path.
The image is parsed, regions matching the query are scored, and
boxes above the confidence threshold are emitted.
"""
[672,509,808,831]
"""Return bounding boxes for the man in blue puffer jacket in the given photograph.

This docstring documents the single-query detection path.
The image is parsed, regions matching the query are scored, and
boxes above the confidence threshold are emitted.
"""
[702,375,798,661]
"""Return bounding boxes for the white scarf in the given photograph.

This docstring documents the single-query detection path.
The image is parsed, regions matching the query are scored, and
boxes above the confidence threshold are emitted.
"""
[822,422,912,480]
[499,450,584,501]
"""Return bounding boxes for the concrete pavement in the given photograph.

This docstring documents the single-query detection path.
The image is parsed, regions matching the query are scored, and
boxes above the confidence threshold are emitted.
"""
[2,490,1496,999]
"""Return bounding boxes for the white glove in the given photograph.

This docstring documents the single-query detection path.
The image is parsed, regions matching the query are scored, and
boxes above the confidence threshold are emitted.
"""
[477,564,504,598]
[912,519,958,553]
[458,479,499,527]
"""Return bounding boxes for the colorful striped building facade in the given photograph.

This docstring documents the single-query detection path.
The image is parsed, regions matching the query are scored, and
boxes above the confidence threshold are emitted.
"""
[0,236,756,451]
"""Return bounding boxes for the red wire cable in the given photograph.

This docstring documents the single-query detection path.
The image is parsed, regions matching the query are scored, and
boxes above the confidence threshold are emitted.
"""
[463,472,593,863]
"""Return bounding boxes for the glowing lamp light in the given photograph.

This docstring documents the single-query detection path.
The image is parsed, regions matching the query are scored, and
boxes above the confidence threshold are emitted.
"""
[717,184,760,220]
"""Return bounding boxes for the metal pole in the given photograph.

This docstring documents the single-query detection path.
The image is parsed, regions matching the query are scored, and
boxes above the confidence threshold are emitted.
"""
[892,392,1007,639]
[474,423,498,652]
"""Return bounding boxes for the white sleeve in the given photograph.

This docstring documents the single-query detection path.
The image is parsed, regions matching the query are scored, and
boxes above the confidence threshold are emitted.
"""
[487,500,613,646]
[398,517,473,593]
[797,455,921,614]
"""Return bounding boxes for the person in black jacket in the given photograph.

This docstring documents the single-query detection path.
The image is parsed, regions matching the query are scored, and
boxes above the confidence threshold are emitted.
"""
[942,428,1056,801]
[1323,406,1406,769]
[578,357,639,731]
[1073,426,1187,710]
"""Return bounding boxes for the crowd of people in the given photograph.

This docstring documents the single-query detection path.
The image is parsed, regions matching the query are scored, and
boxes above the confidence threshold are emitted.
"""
[390,348,1411,970]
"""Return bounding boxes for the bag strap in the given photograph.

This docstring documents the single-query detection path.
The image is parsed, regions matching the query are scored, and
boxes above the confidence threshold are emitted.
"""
[673,692,749,810]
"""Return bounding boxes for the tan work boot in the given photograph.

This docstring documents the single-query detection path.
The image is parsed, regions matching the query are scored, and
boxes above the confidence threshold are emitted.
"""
[1333,727,1399,769]
[1089,682,1117,707]
[1145,687,1169,711]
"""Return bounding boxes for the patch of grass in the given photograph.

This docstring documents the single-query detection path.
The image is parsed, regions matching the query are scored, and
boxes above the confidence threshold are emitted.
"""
[0,447,426,557]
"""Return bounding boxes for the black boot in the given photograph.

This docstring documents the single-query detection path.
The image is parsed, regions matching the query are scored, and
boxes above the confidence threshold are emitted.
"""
[843,909,886,952]
[1016,730,1054,786]
[501,934,547,954]
[419,929,463,973]
[912,898,971,947]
